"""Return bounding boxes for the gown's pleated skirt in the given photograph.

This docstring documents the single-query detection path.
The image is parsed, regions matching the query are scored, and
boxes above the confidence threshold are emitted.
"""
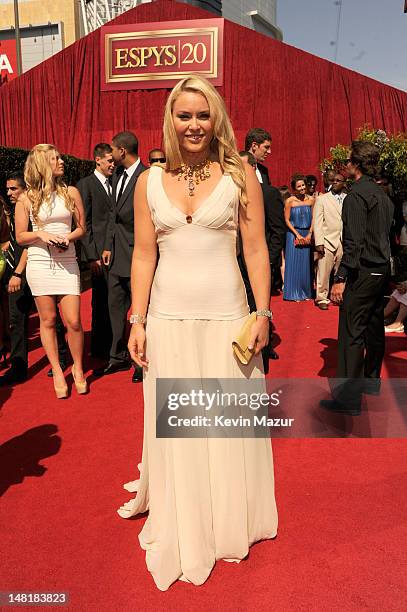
[118,315,278,591]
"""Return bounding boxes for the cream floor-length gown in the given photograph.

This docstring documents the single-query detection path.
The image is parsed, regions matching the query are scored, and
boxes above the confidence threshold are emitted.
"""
[118,166,278,590]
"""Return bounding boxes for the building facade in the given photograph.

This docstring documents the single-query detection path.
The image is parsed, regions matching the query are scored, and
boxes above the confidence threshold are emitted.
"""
[0,0,79,80]
[0,0,281,82]
[188,1,282,40]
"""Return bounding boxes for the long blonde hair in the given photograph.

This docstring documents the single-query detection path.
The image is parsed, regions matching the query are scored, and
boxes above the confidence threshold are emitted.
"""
[24,144,75,226]
[163,76,248,207]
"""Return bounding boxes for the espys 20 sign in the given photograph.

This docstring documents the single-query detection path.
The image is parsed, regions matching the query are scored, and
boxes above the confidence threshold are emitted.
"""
[101,19,224,91]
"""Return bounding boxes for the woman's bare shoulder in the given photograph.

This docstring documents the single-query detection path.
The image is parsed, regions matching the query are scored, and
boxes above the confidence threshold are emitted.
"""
[138,167,151,185]
[16,192,31,210]
[67,185,80,198]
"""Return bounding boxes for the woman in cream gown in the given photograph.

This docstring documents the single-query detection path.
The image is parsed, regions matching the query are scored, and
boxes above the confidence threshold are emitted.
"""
[119,76,278,591]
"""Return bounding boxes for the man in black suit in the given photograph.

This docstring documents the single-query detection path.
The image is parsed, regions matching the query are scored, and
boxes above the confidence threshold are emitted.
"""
[0,173,31,385]
[238,152,286,370]
[94,132,146,382]
[77,143,114,359]
[245,128,272,185]
[263,182,287,278]
[244,133,285,293]
[239,151,285,275]
[321,141,394,416]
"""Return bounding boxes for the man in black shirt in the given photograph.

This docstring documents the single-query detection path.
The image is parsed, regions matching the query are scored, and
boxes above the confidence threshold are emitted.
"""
[0,173,31,384]
[321,141,394,415]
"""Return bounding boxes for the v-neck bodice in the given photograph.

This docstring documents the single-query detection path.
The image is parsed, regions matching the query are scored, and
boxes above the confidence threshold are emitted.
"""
[148,165,237,229]
[146,165,249,320]
[160,170,229,221]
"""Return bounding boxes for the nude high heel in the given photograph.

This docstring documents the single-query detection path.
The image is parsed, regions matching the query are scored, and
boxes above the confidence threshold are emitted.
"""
[53,373,68,399]
[72,365,88,394]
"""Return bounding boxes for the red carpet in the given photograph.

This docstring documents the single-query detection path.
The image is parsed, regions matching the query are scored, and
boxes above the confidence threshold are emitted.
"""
[1,291,406,610]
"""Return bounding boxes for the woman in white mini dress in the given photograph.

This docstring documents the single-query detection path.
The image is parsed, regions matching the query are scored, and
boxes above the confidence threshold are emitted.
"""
[15,144,87,398]
[120,77,278,590]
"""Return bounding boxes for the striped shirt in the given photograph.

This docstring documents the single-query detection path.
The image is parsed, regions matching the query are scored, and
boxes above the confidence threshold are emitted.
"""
[337,175,394,278]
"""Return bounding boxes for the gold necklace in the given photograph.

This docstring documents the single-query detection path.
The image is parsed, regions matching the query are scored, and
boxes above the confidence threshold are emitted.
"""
[177,159,212,197]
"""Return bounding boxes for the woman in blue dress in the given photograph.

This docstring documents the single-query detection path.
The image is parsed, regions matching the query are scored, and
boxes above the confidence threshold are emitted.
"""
[283,174,314,301]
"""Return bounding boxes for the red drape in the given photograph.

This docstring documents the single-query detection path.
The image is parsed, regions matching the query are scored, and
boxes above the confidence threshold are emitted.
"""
[0,0,406,187]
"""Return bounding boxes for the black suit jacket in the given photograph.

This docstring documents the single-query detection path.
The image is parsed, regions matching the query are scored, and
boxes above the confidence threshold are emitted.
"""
[106,161,147,277]
[2,211,27,285]
[239,184,286,271]
[262,183,286,267]
[257,162,271,185]
[77,173,112,262]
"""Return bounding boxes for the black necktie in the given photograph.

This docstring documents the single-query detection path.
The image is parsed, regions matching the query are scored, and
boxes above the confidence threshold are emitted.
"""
[116,171,128,203]
[105,178,112,197]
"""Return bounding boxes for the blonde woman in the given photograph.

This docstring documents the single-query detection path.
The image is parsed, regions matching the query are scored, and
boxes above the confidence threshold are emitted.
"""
[15,144,87,398]
[119,76,278,590]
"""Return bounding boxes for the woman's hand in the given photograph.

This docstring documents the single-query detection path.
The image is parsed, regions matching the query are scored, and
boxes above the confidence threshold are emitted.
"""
[55,236,69,252]
[128,324,149,367]
[37,230,61,246]
[248,317,270,355]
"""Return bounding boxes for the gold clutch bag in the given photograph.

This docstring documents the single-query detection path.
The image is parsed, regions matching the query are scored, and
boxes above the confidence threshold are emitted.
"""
[232,312,257,365]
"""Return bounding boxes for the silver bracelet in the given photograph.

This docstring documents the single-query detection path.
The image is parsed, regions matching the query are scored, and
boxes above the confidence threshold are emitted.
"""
[129,313,146,325]
[256,309,273,320]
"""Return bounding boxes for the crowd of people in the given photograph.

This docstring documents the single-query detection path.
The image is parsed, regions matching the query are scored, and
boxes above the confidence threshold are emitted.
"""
[0,75,405,590]
[0,124,406,395]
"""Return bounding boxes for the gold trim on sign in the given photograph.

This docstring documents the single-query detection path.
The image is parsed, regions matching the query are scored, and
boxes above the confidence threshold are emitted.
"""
[107,71,214,84]
[104,26,219,84]
[106,26,218,40]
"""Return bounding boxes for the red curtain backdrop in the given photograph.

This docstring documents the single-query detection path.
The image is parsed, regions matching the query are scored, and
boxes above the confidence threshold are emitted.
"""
[0,0,406,186]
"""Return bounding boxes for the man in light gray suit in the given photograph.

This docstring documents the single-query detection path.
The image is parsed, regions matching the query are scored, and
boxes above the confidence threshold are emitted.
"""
[313,172,347,310]
[94,131,146,381]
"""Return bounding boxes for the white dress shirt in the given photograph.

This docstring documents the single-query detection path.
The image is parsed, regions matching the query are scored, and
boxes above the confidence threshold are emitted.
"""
[333,191,346,206]
[94,169,111,196]
[255,166,263,184]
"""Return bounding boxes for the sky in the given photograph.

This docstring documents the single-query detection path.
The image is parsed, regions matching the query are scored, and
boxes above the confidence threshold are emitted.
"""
[276,0,407,92]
